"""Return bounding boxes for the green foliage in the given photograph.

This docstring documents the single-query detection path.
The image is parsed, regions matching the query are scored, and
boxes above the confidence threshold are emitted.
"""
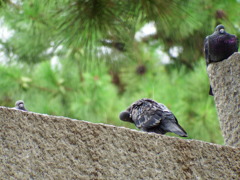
[2,0,240,65]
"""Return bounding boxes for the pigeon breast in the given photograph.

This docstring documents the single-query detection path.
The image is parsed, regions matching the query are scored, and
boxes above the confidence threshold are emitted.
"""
[208,34,238,62]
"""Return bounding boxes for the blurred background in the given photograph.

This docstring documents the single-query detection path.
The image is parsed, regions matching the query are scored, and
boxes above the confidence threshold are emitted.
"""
[1,0,240,144]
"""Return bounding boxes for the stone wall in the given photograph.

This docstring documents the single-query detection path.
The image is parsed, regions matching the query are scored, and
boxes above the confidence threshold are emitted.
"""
[0,107,239,179]
[208,52,240,147]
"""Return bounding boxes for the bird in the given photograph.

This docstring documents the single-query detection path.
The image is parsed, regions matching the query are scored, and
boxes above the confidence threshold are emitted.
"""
[13,100,28,111]
[204,24,239,95]
[119,98,188,137]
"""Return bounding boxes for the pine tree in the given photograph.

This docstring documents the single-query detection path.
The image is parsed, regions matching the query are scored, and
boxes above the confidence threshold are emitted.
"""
[1,0,240,66]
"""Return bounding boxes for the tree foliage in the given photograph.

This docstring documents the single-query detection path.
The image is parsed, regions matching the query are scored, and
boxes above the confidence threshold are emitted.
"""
[1,0,240,65]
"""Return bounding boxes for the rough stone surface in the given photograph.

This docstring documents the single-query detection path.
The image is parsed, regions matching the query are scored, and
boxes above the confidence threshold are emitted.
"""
[0,107,240,179]
[208,52,240,147]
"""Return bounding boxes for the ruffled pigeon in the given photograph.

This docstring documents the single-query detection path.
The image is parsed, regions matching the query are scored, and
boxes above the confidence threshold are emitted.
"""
[119,98,187,137]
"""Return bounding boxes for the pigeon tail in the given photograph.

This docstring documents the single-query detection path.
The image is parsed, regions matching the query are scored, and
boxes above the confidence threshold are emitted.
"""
[209,86,214,96]
[161,121,188,137]
[170,125,188,137]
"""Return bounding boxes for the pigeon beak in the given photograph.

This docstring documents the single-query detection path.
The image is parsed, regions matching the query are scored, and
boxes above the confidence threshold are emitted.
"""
[19,104,24,108]
[220,29,225,33]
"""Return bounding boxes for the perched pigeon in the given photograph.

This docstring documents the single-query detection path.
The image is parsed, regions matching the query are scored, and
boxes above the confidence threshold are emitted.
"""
[13,100,27,111]
[119,98,187,137]
[204,24,239,95]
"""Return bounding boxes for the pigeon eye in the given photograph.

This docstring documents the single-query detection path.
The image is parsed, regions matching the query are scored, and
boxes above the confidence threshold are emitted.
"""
[220,29,225,33]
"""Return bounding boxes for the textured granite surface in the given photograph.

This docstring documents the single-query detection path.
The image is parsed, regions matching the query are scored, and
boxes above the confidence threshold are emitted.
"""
[208,52,240,147]
[0,107,240,179]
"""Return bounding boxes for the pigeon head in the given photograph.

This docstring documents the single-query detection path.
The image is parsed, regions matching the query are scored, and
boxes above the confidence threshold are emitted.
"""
[15,100,25,109]
[215,24,225,34]
[119,111,132,122]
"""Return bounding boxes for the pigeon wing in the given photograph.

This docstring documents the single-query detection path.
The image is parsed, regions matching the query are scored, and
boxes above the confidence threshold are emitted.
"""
[136,112,162,129]
[131,102,162,129]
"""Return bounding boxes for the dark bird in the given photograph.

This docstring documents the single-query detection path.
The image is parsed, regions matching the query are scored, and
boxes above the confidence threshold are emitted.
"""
[13,100,27,111]
[119,98,187,137]
[204,24,239,95]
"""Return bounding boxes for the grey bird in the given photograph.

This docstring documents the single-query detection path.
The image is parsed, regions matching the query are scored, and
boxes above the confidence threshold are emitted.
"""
[119,98,187,137]
[13,100,27,111]
[204,24,238,95]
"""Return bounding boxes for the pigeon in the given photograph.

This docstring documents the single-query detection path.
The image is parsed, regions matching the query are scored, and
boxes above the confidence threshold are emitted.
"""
[13,100,28,111]
[204,24,239,95]
[119,98,187,137]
